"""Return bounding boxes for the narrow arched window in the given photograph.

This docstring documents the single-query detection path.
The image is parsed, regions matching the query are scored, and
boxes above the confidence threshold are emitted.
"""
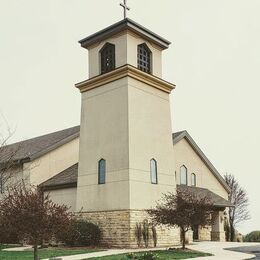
[100,43,115,74]
[191,173,196,186]
[150,159,158,184]
[180,165,187,185]
[98,159,106,184]
[137,43,152,73]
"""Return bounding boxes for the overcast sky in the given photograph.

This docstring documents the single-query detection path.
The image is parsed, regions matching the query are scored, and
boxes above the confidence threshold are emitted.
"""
[0,0,259,235]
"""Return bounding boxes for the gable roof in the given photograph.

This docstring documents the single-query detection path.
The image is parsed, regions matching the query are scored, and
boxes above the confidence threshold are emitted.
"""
[173,130,230,193]
[1,125,229,194]
[0,126,80,165]
[177,185,233,208]
[40,163,78,191]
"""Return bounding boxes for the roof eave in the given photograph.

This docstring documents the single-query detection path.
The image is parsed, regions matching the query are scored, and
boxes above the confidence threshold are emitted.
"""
[214,203,234,208]
[79,18,171,50]
[173,131,231,193]
[41,182,77,192]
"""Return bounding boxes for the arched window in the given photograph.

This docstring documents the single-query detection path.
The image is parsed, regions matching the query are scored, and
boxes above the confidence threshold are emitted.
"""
[191,173,196,186]
[137,43,152,73]
[150,159,158,184]
[100,43,115,74]
[180,165,187,185]
[98,159,106,184]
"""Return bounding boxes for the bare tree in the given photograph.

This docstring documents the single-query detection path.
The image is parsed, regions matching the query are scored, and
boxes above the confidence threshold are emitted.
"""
[224,173,250,241]
[0,184,72,260]
[147,189,214,249]
[0,118,25,194]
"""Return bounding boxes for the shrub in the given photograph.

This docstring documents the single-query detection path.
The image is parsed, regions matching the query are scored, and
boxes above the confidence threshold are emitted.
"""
[244,231,260,242]
[125,252,159,260]
[142,220,149,248]
[126,253,138,259]
[0,216,20,244]
[135,223,142,248]
[60,219,101,246]
[151,225,157,248]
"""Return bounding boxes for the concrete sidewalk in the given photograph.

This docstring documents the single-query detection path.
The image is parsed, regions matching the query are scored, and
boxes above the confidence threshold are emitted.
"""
[43,248,165,260]
[7,241,259,260]
[43,242,259,260]
[187,241,259,260]
[3,246,32,251]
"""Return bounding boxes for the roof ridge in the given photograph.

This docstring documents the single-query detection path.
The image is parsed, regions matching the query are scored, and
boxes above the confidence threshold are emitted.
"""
[4,125,80,148]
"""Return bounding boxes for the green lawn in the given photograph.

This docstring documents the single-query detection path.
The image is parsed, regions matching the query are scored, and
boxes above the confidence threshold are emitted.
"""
[0,245,101,260]
[86,249,212,259]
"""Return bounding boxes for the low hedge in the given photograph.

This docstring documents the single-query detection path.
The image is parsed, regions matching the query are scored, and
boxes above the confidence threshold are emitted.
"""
[60,219,101,246]
[244,231,260,242]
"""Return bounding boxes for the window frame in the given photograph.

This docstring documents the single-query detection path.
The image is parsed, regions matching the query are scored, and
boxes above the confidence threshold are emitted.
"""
[191,173,196,186]
[100,43,116,74]
[150,158,158,184]
[98,159,106,185]
[180,165,188,185]
[137,43,152,74]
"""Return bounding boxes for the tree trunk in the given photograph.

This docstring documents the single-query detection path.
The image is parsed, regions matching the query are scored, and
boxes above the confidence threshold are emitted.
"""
[33,243,39,260]
[230,224,235,242]
[181,228,186,250]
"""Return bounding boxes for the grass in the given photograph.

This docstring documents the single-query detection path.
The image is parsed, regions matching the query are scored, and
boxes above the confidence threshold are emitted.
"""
[86,249,212,259]
[0,245,101,260]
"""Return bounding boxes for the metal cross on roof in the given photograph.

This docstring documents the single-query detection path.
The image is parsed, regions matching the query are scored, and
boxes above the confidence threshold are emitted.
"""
[120,0,130,19]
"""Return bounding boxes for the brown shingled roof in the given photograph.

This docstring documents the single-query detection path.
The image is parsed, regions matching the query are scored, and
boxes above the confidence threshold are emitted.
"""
[40,163,78,191]
[0,126,80,164]
[177,185,233,208]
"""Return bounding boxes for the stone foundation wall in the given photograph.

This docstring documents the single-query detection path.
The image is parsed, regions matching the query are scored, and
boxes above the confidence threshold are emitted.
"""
[79,210,181,248]
[129,210,181,248]
[79,210,131,247]
[199,226,212,241]
[211,231,225,242]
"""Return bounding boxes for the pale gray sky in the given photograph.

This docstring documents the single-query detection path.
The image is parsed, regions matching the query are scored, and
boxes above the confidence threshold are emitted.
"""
[0,0,259,235]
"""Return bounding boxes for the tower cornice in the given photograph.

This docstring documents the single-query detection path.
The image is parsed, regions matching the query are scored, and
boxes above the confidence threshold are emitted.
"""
[75,65,176,94]
[79,18,171,50]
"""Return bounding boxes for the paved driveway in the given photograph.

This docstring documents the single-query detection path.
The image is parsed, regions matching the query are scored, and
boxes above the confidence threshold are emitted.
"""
[187,241,260,260]
[227,245,260,259]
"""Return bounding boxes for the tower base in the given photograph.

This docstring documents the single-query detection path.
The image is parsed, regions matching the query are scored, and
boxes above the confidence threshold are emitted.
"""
[78,210,182,248]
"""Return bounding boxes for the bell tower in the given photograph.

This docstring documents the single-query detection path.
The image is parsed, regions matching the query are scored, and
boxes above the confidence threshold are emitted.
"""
[75,18,178,247]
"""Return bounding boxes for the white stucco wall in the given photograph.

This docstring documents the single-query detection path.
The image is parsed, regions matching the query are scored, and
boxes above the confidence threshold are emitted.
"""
[76,74,175,212]
[128,77,175,209]
[45,187,77,212]
[23,138,79,186]
[174,138,228,199]
[88,31,163,78]
[76,77,130,211]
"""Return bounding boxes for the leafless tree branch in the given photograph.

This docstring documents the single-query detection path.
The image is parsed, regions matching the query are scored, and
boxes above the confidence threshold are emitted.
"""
[224,173,250,241]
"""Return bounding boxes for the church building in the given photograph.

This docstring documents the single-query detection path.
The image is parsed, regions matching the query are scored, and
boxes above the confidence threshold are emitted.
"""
[0,17,232,248]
